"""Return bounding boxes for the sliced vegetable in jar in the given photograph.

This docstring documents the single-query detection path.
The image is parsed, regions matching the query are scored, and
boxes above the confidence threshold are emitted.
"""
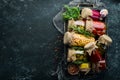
[68,64,79,75]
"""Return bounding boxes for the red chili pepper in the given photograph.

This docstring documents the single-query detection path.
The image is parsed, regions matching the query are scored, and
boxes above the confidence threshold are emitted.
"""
[90,49,102,63]
[98,59,106,70]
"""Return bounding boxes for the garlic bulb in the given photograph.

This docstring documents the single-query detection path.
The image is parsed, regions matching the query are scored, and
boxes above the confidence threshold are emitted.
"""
[84,42,98,56]
[67,49,76,62]
[100,9,108,17]
[63,32,72,44]
[81,8,92,18]
[98,34,112,46]
[85,20,94,32]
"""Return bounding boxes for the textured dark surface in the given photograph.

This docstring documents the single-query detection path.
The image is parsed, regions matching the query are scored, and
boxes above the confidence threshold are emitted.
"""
[0,0,120,80]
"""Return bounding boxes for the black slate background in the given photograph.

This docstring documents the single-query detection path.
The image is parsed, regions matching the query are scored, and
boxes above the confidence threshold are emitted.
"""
[0,0,120,80]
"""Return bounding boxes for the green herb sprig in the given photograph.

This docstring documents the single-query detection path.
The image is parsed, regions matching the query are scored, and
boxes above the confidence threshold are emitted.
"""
[63,5,80,20]
[72,46,84,50]
[70,26,94,37]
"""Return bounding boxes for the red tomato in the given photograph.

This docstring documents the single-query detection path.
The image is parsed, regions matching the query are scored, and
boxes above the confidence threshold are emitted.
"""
[92,29,97,35]
[97,31,104,36]
[93,21,105,29]
[92,21,106,36]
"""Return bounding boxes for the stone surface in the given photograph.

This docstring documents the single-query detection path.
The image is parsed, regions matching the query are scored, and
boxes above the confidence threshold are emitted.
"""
[0,0,120,80]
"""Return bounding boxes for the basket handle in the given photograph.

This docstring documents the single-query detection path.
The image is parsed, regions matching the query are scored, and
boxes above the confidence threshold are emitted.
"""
[78,3,94,7]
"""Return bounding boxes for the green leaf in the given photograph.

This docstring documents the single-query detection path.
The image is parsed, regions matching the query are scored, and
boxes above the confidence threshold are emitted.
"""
[72,46,84,50]
[62,5,80,20]
[70,26,95,37]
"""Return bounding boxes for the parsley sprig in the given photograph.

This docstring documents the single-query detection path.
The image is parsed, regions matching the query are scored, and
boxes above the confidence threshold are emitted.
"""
[63,5,80,20]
